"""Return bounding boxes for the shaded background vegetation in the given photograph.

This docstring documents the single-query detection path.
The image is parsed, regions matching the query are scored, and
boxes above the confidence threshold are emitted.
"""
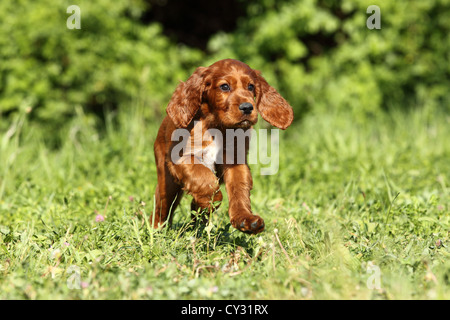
[1,0,449,139]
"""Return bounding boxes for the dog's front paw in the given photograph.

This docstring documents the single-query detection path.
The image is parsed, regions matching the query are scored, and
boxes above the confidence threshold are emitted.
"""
[231,214,265,234]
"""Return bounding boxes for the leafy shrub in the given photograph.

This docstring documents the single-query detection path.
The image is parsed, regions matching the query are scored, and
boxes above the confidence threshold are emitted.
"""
[207,0,450,120]
[0,0,203,124]
[1,0,449,131]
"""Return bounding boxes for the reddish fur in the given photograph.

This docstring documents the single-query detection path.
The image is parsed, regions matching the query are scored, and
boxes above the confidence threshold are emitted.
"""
[152,59,293,234]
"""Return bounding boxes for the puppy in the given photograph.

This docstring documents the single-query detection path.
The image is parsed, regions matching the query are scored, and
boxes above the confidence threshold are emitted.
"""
[152,59,293,234]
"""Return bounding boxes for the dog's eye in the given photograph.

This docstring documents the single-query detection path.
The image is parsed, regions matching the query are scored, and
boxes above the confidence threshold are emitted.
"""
[220,84,230,92]
[248,84,255,92]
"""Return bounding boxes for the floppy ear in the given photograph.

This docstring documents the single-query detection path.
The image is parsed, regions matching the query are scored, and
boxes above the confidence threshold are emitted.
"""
[167,67,208,128]
[255,72,294,130]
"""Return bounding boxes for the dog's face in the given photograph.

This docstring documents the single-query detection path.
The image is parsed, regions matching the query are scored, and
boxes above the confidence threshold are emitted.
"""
[204,60,259,129]
[167,59,294,130]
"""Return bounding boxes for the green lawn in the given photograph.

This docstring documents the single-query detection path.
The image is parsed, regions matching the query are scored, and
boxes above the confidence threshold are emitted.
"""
[0,105,448,299]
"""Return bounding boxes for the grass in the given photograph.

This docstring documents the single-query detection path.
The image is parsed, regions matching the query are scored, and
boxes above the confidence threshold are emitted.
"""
[0,104,449,299]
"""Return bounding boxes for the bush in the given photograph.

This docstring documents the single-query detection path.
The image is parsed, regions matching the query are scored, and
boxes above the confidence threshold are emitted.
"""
[0,0,203,124]
[1,0,449,130]
[207,0,450,119]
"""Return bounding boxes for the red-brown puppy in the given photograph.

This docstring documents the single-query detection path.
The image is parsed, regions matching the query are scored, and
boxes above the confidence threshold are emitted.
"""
[152,59,293,234]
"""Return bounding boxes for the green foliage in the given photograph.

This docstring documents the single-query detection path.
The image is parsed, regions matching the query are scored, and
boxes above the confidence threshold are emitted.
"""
[209,0,450,119]
[2,0,449,129]
[0,0,203,124]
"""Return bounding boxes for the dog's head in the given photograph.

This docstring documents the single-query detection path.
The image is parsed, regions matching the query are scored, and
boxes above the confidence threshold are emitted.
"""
[166,59,294,130]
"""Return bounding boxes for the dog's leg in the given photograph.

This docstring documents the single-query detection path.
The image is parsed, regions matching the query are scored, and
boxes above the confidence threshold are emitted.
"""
[152,127,184,228]
[173,162,222,224]
[223,164,265,234]
[152,163,183,228]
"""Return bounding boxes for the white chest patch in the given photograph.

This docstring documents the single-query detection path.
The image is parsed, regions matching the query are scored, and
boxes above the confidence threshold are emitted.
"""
[174,124,222,173]
[200,139,221,172]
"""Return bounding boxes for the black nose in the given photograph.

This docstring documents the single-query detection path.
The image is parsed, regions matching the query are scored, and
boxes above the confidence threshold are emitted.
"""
[239,102,254,115]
